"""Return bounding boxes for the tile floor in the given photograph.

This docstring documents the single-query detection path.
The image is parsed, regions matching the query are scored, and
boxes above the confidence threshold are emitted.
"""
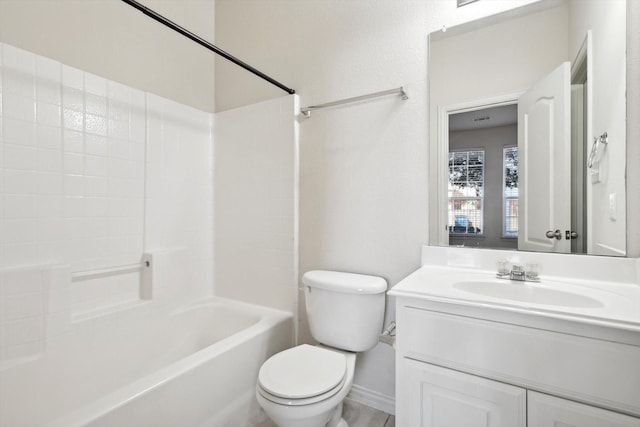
[252,398,395,427]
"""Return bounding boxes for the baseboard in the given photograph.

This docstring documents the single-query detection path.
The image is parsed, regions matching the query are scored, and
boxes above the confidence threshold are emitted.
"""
[347,384,395,415]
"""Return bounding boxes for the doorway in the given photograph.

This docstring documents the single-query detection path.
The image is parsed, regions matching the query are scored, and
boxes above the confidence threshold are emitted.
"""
[447,104,519,249]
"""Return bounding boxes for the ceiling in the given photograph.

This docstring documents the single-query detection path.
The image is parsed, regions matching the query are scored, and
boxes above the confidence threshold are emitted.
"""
[449,104,517,132]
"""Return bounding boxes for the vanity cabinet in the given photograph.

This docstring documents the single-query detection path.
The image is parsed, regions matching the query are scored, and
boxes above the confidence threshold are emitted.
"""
[398,358,640,427]
[394,300,640,427]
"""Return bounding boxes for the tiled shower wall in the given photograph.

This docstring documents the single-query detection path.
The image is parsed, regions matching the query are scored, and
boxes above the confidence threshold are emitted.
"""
[0,43,145,272]
[214,96,298,315]
[0,43,213,362]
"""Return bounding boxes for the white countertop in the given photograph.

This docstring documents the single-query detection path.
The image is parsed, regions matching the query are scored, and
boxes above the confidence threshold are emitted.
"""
[389,264,640,334]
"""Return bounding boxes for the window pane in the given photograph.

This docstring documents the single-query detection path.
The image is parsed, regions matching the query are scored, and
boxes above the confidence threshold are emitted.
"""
[504,146,518,190]
[503,146,518,237]
[448,199,483,234]
[468,151,484,166]
[504,198,519,235]
[448,149,484,235]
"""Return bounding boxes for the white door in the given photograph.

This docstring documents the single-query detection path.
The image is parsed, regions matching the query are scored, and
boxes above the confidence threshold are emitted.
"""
[528,391,640,427]
[398,358,526,427]
[518,62,571,253]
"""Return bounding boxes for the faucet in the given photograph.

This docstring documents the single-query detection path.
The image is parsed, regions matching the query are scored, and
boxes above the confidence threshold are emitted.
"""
[496,261,539,282]
[509,264,526,281]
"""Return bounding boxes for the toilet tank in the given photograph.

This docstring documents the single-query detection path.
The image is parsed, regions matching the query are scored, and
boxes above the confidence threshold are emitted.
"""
[302,270,386,352]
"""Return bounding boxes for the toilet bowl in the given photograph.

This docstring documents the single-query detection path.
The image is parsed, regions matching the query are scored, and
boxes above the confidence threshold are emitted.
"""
[256,345,356,427]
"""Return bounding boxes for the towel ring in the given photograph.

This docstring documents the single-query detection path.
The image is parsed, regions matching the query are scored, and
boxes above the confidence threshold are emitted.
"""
[588,132,608,168]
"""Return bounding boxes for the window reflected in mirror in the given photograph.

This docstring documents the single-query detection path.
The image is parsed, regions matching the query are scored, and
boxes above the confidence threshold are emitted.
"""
[503,146,519,238]
[448,105,518,249]
[448,149,484,236]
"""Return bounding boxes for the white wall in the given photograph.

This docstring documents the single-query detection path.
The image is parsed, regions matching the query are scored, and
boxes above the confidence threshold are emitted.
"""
[429,3,569,111]
[569,0,627,256]
[213,95,298,315]
[0,0,216,112]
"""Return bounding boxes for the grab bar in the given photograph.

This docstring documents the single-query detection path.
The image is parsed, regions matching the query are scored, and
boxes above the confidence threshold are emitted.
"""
[71,254,153,300]
[72,262,147,282]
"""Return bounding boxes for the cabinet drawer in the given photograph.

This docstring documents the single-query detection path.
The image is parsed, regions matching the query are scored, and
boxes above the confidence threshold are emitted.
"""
[528,391,640,427]
[397,306,640,416]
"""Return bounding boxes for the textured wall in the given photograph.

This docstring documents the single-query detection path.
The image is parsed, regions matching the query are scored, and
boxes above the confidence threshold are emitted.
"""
[0,0,216,112]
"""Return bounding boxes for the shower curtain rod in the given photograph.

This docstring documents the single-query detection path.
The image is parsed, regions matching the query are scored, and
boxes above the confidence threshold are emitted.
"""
[120,0,295,95]
[300,86,408,118]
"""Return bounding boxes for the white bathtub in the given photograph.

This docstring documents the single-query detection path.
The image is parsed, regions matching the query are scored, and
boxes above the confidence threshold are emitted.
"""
[0,297,293,427]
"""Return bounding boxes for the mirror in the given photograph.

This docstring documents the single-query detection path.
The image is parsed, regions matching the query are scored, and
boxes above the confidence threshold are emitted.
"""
[428,0,627,256]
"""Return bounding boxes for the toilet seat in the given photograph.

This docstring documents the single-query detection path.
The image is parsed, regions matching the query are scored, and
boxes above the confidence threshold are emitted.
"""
[257,374,346,406]
[258,345,347,406]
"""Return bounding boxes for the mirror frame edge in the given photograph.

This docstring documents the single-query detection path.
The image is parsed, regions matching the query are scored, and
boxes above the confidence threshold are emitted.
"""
[625,0,640,258]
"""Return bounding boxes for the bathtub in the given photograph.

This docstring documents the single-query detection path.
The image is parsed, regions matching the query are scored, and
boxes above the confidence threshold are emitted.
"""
[0,297,293,427]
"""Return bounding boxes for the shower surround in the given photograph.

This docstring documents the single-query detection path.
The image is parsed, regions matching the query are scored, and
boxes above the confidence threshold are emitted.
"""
[0,42,213,317]
[0,42,298,426]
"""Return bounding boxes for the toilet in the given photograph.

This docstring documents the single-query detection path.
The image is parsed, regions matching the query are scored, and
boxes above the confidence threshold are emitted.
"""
[256,270,387,427]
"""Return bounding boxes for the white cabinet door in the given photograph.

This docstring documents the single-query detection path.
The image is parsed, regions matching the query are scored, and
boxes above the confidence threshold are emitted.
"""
[529,391,640,427]
[397,358,526,427]
[518,61,571,253]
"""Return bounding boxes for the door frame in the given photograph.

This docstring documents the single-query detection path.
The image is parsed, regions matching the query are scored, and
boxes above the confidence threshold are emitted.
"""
[435,92,524,247]
[570,30,593,253]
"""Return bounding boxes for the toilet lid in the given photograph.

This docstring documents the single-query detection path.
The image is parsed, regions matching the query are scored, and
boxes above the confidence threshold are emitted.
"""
[258,344,347,399]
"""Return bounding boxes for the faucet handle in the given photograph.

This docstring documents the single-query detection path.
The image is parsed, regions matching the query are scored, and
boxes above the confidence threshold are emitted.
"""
[525,263,540,281]
[496,259,511,278]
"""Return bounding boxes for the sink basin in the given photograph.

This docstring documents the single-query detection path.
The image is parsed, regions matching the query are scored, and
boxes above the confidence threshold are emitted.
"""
[452,280,604,308]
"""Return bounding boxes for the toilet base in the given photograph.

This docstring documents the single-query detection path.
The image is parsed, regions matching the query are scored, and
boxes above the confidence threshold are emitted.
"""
[256,394,349,427]
[257,400,347,427]
[327,402,347,427]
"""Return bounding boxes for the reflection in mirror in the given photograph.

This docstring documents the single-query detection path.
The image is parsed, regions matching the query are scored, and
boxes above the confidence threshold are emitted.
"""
[429,0,627,256]
[448,105,518,250]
